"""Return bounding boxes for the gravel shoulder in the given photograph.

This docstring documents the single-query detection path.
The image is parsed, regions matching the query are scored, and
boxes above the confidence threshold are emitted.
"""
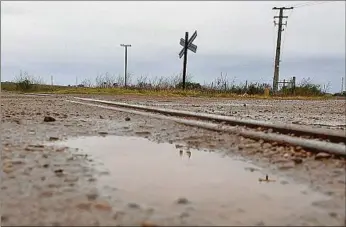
[76,94,346,131]
[1,93,345,226]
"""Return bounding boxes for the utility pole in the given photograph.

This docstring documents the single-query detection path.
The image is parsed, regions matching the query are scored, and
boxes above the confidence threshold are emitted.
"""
[272,6,293,93]
[120,44,131,88]
[51,75,53,86]
[341,76,344,93]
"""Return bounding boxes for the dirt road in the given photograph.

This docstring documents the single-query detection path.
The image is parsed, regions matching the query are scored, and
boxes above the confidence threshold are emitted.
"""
[1,92,345,226]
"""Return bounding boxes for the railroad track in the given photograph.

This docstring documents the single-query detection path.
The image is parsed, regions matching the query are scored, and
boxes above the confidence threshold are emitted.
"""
[66,97,346,157]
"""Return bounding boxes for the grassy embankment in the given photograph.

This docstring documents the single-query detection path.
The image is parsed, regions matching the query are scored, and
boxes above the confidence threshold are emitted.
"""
[2,81,339,100]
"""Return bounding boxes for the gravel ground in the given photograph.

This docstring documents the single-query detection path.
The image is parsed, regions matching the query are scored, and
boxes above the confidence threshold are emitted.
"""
[77,94,346,131]
[1,92,345,226]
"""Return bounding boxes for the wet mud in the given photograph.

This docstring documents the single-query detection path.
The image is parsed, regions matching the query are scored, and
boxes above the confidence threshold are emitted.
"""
[1,93,345,226]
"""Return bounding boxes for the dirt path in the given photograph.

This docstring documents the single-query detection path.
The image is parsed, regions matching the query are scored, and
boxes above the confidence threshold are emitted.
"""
[1,93,345,226]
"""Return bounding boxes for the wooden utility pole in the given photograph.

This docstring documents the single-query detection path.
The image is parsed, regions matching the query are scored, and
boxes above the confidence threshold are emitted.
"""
[272,7,293,93]
[341,77,344,93]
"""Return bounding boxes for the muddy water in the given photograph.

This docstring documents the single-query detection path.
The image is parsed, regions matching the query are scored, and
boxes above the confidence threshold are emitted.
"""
[54,136,337,226]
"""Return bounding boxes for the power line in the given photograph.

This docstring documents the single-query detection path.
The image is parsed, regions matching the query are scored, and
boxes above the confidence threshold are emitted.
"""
[290,1,337,9]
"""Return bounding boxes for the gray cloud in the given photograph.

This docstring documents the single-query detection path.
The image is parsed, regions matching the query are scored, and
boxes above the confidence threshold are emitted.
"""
[1,1,345,92]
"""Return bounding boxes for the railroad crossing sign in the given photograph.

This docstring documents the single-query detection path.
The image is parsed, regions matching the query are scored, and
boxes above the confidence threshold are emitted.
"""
[178,30,198,89]
[179,30,198,58]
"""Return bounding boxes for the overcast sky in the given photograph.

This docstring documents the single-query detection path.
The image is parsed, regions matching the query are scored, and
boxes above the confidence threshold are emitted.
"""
[1,1,345,92]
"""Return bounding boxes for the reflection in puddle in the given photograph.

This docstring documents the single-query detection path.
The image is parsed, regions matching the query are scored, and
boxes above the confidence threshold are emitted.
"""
[54,136,333,225]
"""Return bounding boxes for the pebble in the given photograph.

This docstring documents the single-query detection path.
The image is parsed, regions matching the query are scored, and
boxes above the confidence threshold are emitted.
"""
[43,116,56,122]
[128,202,140,209]
[278,161,295,170]
[49,137,59,141]
[94,202,112,211]
[244,167,259,172]
[176,197,190,205]
[54,169,64,176]
[315,152,332,160]
[86,191,98,201]
[11,160,24,165]
[76,202,91,210]
[125,117,131,121]
[40,191,53,198]
[1,215,9,222]
[292,157,303,164]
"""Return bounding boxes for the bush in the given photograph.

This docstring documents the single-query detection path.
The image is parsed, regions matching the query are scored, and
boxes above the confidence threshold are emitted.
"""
[175,81,202,90]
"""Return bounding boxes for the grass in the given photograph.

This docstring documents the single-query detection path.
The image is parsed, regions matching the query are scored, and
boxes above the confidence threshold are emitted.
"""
[1,82,334,100]
[1,73,340,101]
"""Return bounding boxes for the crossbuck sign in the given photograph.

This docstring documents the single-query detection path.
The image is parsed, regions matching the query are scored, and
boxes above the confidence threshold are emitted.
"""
[178,30,198,89]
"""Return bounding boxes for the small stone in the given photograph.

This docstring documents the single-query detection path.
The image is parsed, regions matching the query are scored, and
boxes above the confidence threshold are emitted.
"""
[176,197,189,205]
[329,212,338,218]
[292,157,303,164]
[3,167,13,174]
[283,153,290,158]
[278,161,295,170]
[86,191,98,201]
[125,117,131,121]
[98,132,108,136]
[29,144,45,148]
[11,160,24,165]
[1,215,9,222]
[49,137,59,141]
[54,169,64,176]
[128,202,140,209]
[43,116,56,122]
[56,147,67,152]
[244,167,259,172]
[315,152,332,160]
[24,147,35,152]
[94,202,112,211]
[40,191,53,198]
[43,164,49,168]
[76,202,91,210]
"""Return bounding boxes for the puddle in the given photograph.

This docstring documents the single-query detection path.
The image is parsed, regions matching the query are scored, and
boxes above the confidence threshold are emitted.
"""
[53,136,335,225]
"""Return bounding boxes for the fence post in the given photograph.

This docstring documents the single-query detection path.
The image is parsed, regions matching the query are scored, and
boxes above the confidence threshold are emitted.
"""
[292,76,296,95]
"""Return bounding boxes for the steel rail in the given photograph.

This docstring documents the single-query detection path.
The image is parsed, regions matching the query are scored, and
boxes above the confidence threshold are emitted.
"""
[73,97,346,144]
[67,99,346,157]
